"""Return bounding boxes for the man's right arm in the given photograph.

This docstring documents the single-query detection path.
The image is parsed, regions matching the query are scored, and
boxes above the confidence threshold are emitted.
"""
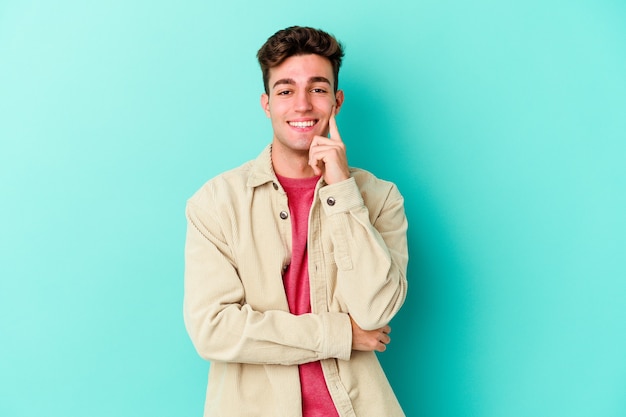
[350,316,391,353]
[183,202,353,365]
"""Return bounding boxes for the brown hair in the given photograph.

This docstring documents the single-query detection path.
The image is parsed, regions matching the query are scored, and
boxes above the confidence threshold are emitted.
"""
[257,26,344,94]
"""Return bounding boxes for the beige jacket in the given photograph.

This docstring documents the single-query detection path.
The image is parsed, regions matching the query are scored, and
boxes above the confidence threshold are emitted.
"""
[184,145,408,417]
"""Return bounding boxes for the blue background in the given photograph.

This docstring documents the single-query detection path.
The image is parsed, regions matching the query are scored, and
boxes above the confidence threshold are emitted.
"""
[1,1,625,416]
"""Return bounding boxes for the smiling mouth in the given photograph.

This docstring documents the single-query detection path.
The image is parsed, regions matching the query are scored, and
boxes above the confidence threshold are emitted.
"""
[288,120,317,128]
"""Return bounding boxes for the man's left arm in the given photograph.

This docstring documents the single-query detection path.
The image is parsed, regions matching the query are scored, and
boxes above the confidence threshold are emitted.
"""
[318,177,408,331]
[309,109,408,331]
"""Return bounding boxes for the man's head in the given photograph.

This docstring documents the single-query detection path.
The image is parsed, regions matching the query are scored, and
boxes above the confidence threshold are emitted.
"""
[258,27,346,160]
[257,26,344,94]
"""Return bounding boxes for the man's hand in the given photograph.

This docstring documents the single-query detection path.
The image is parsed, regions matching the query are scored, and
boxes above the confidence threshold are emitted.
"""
[308,107,350,184]
[350,316,391,352]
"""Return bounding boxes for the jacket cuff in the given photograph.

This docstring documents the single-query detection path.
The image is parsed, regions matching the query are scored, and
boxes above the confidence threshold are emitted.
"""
[318,177,364,216]
[322,312,352,361]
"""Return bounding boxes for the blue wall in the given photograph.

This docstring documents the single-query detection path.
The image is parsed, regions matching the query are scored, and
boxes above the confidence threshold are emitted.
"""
[1,1,625,416]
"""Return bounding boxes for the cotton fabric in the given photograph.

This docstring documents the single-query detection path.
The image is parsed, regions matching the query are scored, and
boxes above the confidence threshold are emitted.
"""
[184,145,408,416]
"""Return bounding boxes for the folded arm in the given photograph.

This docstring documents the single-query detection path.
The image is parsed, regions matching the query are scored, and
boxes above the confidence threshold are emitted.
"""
[184,203,353,365]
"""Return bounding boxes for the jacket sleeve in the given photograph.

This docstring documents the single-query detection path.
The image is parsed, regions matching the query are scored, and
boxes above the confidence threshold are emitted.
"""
[183,199,352,365]
[318,176,409,330]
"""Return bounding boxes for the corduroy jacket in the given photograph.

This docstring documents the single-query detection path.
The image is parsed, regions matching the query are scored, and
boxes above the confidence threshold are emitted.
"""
[184,145,408,416]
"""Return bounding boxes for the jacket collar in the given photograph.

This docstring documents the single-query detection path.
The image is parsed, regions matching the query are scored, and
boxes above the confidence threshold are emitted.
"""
[246,144,277,188]
[246,144,328,189]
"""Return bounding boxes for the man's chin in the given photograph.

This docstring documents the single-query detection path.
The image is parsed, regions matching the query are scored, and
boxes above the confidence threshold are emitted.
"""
[273,139,312,154]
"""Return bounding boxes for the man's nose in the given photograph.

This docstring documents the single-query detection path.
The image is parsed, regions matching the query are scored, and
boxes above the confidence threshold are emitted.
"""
[294,91,313,112]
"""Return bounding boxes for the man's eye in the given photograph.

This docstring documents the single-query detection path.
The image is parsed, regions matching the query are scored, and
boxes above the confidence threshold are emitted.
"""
[277,90,291,96]
[311,88,327,93]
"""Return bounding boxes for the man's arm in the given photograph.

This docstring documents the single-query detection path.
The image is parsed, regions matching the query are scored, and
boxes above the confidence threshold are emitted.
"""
[319,178,408,330]
[309,110,409,331]
[185,178,393,365]
[350,316,392,352]
[184,204,353,365]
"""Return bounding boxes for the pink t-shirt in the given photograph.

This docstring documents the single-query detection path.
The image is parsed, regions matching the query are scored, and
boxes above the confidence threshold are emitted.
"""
[277,174,340,417]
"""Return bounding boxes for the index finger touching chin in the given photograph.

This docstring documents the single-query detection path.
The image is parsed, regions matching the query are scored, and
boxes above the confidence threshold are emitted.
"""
[328,107,341,141]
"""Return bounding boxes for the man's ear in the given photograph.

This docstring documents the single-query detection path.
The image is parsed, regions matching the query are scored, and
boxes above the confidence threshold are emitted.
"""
[260,93,271,118]
[334,90,345,115]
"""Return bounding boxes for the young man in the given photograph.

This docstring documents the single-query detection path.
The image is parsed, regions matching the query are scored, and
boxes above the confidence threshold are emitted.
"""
[184,26,408,417]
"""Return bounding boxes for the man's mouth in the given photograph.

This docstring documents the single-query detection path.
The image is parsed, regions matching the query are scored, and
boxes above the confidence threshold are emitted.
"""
[288,120,317,128]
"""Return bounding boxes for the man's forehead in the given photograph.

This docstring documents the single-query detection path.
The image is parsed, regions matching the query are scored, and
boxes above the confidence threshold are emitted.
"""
[268,54,334,84]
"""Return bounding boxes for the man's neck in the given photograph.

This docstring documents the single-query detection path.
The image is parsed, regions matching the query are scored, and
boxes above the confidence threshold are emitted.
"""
[271,145,317,179]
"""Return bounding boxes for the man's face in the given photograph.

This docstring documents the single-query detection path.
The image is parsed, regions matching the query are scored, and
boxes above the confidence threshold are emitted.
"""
[261,54,344,156]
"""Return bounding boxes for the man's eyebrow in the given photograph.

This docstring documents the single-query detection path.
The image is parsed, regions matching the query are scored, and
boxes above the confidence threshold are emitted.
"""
[272,78,295,89]
[309,76,331,85]
[271,76,332,90]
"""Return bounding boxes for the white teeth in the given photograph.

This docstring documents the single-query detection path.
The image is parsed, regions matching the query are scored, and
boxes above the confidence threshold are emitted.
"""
[289,120,315,128]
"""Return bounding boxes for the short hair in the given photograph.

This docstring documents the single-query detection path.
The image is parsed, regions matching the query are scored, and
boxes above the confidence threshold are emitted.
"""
[257,26,344,94]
